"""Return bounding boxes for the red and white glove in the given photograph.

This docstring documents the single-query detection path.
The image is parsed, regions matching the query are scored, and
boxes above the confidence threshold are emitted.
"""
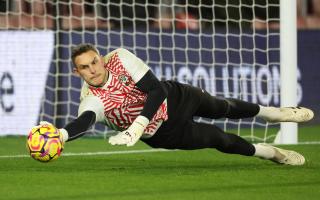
[108,116,149,147]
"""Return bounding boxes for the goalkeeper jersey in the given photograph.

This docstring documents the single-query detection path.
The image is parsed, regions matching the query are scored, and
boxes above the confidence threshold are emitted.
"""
[78,48,168,136]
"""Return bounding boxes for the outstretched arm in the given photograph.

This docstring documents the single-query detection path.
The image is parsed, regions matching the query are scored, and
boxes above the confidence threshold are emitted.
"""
[60,95,104,142]
[60,111,96,142]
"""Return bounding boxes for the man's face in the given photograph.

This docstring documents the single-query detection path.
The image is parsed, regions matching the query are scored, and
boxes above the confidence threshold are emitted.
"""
[73,50,107,87]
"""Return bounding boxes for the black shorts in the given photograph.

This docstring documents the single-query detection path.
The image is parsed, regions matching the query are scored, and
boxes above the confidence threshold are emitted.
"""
[141,81,230,150]
[141,81,257,156]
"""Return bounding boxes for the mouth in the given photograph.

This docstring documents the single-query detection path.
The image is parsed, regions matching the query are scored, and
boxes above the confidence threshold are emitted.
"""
[91,74,100,80]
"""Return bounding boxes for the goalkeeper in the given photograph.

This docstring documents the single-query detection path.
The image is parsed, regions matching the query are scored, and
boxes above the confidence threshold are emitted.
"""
[53,43,314,165]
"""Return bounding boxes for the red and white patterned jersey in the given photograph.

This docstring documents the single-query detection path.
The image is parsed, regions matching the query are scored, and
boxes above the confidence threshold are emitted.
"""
[78,48,168,136]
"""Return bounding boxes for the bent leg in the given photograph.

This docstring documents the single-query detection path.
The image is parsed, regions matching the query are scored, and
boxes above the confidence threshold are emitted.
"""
[141,120,255,156]
[141,120,305,165]
[177,121,255,156]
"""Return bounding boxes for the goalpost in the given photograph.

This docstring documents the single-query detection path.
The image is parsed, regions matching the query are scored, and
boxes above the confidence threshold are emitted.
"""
[0,0,298,144]
[277,0,298,144]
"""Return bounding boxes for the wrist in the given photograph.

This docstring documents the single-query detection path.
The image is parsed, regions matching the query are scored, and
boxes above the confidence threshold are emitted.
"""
[59,128,69,143]
[134,115,149,128]
[129,116,149,137]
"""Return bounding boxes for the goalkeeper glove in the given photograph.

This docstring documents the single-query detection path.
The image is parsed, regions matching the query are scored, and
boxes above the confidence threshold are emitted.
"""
[40,121,68,143]
[39,120,53,126]
[108,116,149,147]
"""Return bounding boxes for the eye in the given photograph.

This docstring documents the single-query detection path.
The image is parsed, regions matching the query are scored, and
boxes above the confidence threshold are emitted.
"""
[79,65,88,69]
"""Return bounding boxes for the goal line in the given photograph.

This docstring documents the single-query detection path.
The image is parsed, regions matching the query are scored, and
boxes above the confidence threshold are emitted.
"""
[1,141,320,159]
[0,148,172,159]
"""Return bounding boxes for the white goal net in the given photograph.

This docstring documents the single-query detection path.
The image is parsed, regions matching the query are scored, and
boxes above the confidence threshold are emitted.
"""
[1,0,293,143]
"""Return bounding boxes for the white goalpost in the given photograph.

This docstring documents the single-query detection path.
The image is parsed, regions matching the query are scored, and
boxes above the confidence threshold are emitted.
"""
[275,0,298,144]
[0,0,299,144]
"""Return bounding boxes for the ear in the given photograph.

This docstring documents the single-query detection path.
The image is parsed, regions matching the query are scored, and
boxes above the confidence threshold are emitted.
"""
[73,67,80,76]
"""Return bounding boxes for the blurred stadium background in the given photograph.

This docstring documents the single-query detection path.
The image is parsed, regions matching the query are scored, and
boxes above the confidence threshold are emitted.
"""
[0,0,319,141]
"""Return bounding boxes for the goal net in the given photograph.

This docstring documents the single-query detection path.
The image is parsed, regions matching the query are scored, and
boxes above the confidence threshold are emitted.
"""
[1,0,293,143]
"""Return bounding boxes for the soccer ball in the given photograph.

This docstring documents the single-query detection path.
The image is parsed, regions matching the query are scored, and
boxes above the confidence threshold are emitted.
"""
[26,123,64,162]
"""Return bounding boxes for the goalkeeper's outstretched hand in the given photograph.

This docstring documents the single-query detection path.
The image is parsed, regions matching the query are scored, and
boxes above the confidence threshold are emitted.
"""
[39,121,68,143]
[108,116,149,147]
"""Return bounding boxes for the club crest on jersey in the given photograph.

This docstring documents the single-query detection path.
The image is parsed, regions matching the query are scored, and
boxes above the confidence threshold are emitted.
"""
[118,74,130,86]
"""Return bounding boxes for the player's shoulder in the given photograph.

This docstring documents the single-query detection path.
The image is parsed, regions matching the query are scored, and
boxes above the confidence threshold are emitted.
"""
[103,48,132,63]
[114,48,131,54]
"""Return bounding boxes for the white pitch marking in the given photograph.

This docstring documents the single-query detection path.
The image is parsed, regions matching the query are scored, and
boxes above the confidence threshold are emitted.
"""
[0,149,172,159]
[1,141,319,159]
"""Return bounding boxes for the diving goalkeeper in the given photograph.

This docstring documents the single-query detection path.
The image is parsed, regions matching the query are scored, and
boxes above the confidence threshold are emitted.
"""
[48,43,314,165]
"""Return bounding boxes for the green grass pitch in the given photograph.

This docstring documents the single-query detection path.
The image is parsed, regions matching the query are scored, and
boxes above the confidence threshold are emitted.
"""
[0,125,319,200]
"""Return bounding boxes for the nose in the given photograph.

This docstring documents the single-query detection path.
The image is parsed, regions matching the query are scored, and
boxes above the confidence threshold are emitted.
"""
[88,65,96,74]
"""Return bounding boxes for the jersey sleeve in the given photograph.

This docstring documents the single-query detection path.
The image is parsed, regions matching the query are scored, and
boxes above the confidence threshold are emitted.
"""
[78,96,105,123]
[116,48,149,83]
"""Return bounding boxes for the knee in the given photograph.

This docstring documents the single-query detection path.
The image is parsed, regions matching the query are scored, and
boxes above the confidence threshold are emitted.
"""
[213,133,237,152]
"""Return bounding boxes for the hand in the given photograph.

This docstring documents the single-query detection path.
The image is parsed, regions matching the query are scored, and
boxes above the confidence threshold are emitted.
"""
[39,121,53,126]
[39,121,68,143]
[108,116,149,147]
[108,130,139,146]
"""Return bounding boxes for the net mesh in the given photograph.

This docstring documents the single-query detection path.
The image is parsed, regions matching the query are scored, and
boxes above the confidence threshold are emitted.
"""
[1,0,281,142]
